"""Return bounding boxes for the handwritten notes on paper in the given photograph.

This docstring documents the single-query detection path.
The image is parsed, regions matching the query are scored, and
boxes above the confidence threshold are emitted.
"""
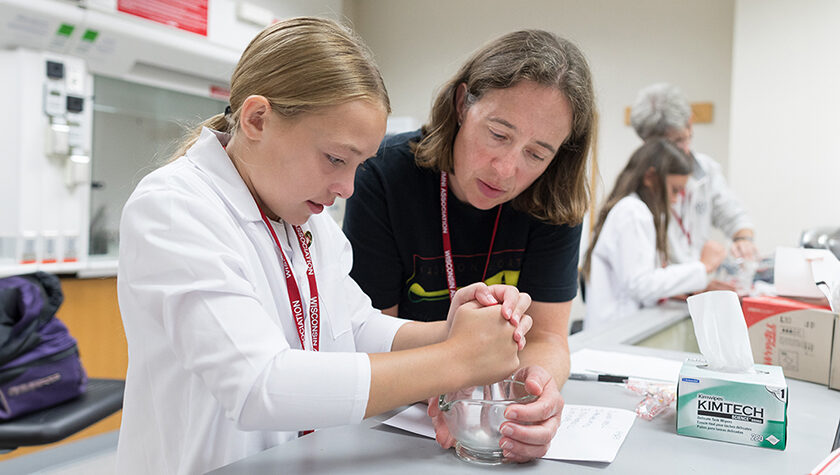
[382,403,636,463]
[547,405,636,462]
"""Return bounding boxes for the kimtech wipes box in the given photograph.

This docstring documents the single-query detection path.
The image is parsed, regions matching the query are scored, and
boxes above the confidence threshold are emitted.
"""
[676,359,788,450]
[742,295,837,385]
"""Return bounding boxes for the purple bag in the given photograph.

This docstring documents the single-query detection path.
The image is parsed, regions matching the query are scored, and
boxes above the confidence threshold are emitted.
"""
[0,272,87,421]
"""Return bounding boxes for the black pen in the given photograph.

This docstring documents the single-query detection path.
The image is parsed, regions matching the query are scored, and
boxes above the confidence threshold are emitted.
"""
[569,372,629,383]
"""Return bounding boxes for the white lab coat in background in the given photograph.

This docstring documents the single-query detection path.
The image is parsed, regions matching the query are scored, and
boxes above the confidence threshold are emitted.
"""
[116,128,408,475]
[667,152,753,264]
[585,194,708,332]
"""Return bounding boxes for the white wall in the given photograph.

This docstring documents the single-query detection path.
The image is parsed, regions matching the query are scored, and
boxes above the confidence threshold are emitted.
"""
[347,0,735,221]
[730,0,840,251]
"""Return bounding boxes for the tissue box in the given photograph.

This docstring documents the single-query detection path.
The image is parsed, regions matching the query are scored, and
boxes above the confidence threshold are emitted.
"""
[742,296,836,385]
[676,359,787,450]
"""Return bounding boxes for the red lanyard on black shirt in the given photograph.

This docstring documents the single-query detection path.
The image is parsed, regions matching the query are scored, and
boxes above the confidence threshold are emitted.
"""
[440,171,502,301]
[256,206,320,352]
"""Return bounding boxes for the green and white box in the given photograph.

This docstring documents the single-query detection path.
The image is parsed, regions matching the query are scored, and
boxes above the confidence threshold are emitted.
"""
[676,359,788,450]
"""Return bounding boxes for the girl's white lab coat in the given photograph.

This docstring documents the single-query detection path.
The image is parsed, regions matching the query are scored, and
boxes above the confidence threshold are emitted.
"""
[585,194,708,332]
[116,128,408,475]
[667,152,753,264]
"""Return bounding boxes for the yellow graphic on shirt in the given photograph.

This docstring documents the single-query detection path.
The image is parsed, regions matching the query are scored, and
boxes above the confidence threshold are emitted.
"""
[407,270,520,302]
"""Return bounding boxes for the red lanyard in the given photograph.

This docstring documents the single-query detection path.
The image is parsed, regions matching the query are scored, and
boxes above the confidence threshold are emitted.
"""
[671,210,692,246]
[671,190,692,246]
[440,171,502,300]
[257,206,320,352]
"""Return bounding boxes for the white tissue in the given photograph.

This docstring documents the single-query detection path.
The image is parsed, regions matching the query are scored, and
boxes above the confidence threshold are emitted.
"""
[821,283,840,313]
[687,291,755,373]
[809,253,840,313]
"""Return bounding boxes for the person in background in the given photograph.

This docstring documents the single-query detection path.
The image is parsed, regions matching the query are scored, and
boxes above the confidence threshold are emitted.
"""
[630,83,757,286]
[582,139,726,332]
[116,18,533,474]
[343,29,596,461]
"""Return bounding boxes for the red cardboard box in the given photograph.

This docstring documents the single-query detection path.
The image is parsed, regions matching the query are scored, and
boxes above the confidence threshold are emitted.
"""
[742,295,836,385]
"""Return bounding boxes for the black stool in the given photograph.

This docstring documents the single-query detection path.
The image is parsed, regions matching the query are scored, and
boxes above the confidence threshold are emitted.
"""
[0,378,125,452]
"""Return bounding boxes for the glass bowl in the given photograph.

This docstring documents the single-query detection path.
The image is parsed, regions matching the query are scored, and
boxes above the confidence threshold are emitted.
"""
[438,379,537,465]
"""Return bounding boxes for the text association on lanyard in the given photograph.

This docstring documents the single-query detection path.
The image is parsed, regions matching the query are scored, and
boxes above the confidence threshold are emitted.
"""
[440,171,502,301]
[257,206,320,352]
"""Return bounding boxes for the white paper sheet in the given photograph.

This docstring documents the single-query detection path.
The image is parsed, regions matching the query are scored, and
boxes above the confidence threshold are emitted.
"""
[382,404,436,438]
[381,403,636,463]
[570,348,683,383]
[549,405,637,462]
[775,247,840,299]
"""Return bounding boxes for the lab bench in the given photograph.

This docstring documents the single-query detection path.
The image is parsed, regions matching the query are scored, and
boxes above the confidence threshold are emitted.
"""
[210,301,840,474]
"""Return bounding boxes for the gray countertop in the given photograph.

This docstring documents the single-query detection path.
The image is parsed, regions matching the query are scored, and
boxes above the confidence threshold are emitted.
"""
[211,302,840,474]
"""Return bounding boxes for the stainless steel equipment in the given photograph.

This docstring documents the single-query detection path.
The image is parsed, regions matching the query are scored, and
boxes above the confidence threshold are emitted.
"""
[801,226,840,259]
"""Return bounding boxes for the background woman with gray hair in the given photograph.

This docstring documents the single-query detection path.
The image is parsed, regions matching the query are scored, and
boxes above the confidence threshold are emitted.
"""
[630,83,757,287]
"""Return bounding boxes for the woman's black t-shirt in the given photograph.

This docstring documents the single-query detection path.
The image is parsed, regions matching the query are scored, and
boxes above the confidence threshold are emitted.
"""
[343,130,581,322]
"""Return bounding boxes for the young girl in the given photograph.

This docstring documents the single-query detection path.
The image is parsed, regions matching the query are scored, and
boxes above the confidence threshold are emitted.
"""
[582,139,725,332]
[116,18,532,474]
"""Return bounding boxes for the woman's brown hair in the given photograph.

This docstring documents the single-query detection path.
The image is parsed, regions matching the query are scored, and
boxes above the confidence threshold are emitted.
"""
[413,29,596,225]
[582,139,693,280]
[170,17,390,161]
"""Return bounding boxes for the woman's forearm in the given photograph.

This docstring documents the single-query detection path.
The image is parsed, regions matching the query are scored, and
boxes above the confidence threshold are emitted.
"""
[517,333,570,387]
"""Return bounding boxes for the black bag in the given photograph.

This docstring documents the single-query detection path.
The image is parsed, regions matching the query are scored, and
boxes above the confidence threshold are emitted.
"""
[0,272,87,421]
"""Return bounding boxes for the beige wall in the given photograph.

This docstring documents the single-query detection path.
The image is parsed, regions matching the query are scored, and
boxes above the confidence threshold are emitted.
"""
[347,0,735,223]
[730,0,840,251]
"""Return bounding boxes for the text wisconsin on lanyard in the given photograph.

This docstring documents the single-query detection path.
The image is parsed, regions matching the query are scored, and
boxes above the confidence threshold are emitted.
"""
[257,204,320,352]
[439,171,502,301]
[440,172,457,299]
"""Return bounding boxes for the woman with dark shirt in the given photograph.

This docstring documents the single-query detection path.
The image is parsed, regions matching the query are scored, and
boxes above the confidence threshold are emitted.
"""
[344,29,596,462]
